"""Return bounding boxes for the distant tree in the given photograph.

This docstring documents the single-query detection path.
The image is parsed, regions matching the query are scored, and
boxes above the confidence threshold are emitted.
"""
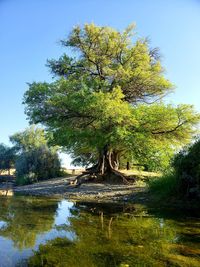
[0,144,15,175]
[15,145,61,185]
[23,24,200,182]
[10,125,47,153]
[10,126,61,185]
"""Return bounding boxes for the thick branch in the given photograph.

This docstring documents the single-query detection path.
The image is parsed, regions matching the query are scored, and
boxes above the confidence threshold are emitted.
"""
[152,120,188,135]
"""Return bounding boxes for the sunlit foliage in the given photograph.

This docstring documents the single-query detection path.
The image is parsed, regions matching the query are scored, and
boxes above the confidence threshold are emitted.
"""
[23,24,200,171]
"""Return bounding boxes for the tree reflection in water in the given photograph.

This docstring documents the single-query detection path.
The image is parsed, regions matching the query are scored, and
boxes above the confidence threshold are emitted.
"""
[28,202,200,267]
[0,198,200,266]
[0,197,58,250]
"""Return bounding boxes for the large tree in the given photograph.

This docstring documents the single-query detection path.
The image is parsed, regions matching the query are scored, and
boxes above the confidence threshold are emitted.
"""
[23,24,200,183]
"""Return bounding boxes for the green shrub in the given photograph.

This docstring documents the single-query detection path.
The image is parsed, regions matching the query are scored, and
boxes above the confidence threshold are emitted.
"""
[173,140,200,193]
[149,139,200,200]
[16,145,61,185]
[148,172,180,199]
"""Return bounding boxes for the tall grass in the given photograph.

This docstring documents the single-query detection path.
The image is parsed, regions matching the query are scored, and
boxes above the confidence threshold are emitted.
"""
[148,172,180,199]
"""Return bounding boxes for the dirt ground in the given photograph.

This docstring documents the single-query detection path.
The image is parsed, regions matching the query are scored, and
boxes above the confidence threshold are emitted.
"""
[12,176,147,201]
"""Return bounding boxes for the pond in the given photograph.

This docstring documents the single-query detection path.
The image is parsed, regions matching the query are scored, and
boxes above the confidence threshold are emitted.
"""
[0,196,200,267]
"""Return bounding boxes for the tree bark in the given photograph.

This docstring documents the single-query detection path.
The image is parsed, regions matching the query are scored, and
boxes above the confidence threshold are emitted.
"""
[126,161,130,170]
[75,145,128,185]
[111,150,119,170]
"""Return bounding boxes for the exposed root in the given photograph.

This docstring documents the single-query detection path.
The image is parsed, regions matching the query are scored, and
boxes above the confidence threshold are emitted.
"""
[102,169,129,184]
[69,168,129,187]
[71,171,97,187]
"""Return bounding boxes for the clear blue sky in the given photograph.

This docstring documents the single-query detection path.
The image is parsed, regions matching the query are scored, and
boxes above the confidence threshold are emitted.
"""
[0,0,200,165]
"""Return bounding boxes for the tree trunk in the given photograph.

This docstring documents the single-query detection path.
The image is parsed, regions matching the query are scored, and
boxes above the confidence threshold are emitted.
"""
[111,150,119,170]
[126,161,130,170]
[76,145,128,185]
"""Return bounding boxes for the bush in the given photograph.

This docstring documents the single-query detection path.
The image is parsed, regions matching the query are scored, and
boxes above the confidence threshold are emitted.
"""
[173,140,200,189]
[148,172,180,199]
[149,139,200,200]
[16,145,61,185]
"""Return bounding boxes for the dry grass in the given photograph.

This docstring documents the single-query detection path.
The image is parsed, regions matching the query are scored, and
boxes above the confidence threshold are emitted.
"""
[121,169,161,178]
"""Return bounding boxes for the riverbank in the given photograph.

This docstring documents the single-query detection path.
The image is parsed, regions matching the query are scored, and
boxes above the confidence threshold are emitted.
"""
[0,173,200,209]
[1,175,200,210]
[13,176,148,202]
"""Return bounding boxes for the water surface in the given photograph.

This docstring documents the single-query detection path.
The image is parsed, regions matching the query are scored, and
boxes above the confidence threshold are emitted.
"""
[0,196,200,266]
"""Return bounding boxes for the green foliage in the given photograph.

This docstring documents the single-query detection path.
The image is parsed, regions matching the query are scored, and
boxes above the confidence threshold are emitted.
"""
[0,144,15,173]
[15,145,61,185]
[149,139,200,200]
[10,125,48,153]
[10,125,61,185]
[148,172,180,199]
[172,139,200,195]
[122,103,200,171]
[47,23,173,102]
[23,24,200,171]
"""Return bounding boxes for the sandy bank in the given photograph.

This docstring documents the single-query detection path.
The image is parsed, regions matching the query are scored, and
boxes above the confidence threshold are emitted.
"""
[12,176,147,201]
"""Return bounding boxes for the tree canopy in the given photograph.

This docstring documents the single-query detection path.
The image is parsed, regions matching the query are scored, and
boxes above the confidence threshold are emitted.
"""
[23,24,200,180]
[10,125,48,153]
